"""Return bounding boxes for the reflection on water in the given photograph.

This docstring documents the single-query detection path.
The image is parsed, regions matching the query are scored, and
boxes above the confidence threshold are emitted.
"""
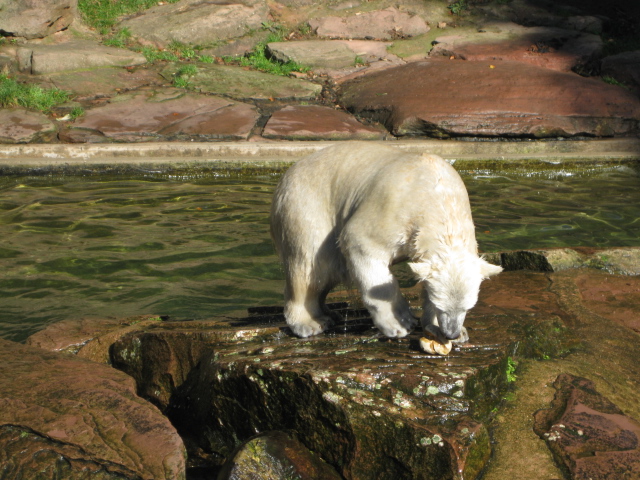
[0,164,639,341]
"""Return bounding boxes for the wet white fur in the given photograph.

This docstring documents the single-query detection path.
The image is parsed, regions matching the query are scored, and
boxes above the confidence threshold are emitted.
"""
[270,142,502,340]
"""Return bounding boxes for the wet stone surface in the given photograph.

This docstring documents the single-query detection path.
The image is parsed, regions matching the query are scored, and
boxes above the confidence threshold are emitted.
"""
[106,301,535,479]
[0,337,187,480]
[20,263,640,479]
[533,373,640,479]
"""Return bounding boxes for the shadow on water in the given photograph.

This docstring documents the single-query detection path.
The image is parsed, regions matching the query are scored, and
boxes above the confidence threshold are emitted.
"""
[0,162,639,342]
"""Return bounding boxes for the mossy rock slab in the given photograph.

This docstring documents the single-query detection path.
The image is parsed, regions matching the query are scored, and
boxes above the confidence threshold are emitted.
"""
[104,303,535,479]
[160,63,322,102]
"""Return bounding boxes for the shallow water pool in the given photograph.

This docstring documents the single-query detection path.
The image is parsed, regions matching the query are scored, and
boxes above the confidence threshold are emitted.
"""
[1,164,639,342]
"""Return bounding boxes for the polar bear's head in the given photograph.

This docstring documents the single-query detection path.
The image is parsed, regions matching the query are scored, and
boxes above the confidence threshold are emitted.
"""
[409,253,502,340]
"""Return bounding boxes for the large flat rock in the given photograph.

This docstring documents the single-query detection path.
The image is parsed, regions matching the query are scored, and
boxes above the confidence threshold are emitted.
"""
[601,50,640,93]
[17,41,146,75]
[0,108,57,144]
[160,63,322,101]
[339,59,640,138]
[42,66,164,100]
[25,261,640,479]
[534,374,640,479]
[68,87,260,142]
[0,0,76,39]
[0,338,186,479]
[309,7,429,40]
[262,105,386,140]
[430,23,602,72]
[119,0,269,49]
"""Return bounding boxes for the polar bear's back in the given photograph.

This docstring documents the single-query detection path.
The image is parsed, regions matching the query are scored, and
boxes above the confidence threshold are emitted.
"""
[271,142,477,261]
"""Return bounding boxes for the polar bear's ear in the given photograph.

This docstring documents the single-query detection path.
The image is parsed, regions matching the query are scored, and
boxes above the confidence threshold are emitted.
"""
[408,261,432,280]
[478,258,502,279]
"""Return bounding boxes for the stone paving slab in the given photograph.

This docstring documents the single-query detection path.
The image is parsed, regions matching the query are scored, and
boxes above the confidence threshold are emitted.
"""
[430,23,602,72]
[17,41,147,75]
[309,6,430,40]
[66,87,260,142]
[159,63,322,101]
[262,105,386,140]
[119,0,269,49]
[0,108,57,144]
[42,66,164,100]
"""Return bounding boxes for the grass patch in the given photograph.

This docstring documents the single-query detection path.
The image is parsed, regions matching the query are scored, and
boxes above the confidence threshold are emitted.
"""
[69,106,85,120]
[78,0,180,34]
[448,0,469,15]
[0,75,70,113]
[602,75,627,88]
[103,27,133,48]
[223,23,309,76]
[138,41,215,64]
[173,64,199,89]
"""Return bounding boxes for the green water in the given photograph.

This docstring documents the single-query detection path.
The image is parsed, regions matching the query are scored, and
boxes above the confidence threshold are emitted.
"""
[1,164,639,342]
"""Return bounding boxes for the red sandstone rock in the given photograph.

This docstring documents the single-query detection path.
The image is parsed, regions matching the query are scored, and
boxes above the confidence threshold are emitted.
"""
[430,25,602,72]
[0,338,186,479]
[534,374,640,479]
[0,108,57,144]
[575,271,640,333]
[309,7,429,40]
[262,105,386,140]
[0,0,76,39]
[68,87,259,142]
[339,59,640,138]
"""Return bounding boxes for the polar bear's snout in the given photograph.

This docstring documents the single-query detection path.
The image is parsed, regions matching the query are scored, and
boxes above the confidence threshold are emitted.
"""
[437,311,466,340]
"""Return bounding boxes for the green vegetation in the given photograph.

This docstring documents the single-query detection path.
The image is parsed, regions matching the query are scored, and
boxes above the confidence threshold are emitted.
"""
[0,75,69,112]
[602,76,626,88]
[506,357,517,383]
[103,27,132,48]
[78,0,180,34]
[223,23,309,76]
[173,64,199,89]
[448,0,469,15]
[138,42,214,64]
[69,106,85,120]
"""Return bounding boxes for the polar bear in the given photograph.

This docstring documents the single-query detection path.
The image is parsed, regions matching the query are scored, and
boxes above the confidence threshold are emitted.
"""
[270,142,501,341]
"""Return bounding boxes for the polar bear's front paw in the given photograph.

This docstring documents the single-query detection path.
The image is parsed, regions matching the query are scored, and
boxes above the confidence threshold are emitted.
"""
[288,316,331,338]
[375,321,411,339]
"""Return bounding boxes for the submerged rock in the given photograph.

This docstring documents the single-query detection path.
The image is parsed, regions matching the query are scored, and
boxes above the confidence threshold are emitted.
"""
[0,338,187,479]
[533,374,640,479]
